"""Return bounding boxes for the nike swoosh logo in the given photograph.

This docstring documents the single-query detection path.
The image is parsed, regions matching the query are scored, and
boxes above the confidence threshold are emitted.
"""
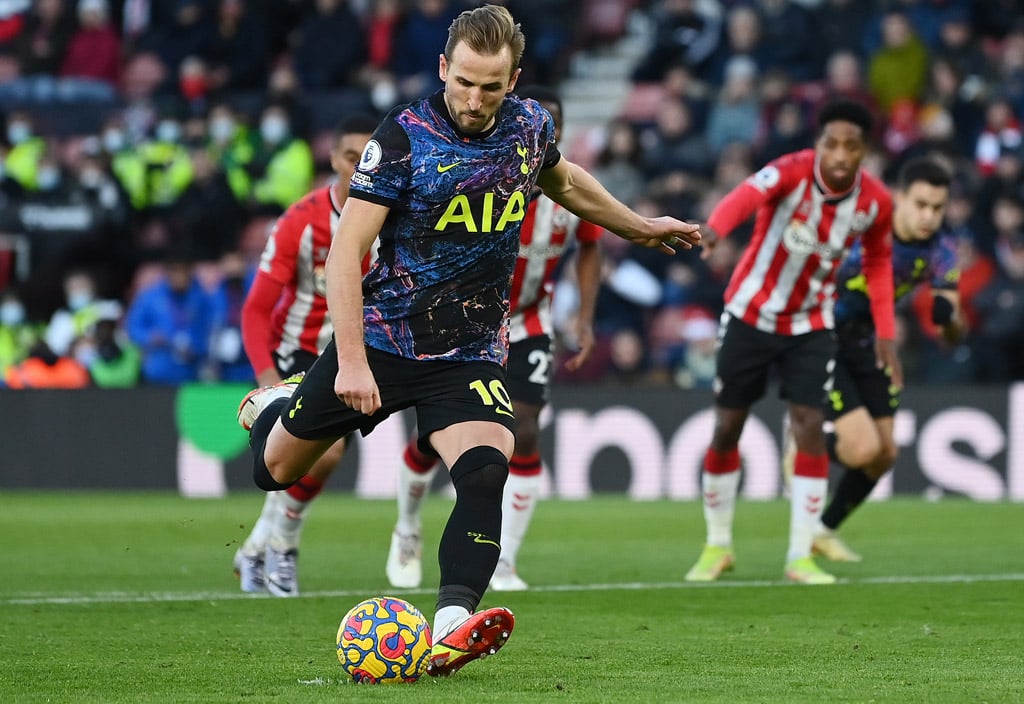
[437,162,460,173]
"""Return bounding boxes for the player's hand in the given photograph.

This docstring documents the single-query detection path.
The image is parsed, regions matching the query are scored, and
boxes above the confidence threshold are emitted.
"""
[874,338,903,391]
[628,217,701,254]
[563,321,595,372]
[699,225,720,260]
[335,360,381,416]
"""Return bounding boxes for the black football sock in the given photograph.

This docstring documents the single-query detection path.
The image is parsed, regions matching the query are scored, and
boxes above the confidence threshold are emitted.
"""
[436,446,508,612]
[820,469,877,531]
[250,398,294,491]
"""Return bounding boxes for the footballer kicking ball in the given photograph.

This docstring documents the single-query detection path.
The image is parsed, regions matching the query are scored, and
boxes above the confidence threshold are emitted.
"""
[336,596,432,684]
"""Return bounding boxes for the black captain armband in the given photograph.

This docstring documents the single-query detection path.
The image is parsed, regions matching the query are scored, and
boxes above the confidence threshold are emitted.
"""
[931,296,954,326]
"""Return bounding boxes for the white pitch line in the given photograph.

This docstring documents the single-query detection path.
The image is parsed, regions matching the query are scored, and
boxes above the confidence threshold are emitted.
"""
[2,573,1023,606]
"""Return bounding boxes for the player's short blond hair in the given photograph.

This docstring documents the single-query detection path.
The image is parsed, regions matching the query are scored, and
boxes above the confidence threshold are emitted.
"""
[445,4,525,75]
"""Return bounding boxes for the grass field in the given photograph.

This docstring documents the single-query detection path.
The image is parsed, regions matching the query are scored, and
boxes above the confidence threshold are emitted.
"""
[1,492,1022,703]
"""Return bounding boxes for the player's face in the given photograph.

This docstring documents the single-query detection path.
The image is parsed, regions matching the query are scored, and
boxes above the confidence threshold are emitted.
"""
[894,181,949,241]
[439,41,520,134]
[815,121,867,192]
[330,131,372,198]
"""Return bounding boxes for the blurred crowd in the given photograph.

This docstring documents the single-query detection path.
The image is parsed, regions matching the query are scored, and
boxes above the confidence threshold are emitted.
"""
[0,0,1023,389]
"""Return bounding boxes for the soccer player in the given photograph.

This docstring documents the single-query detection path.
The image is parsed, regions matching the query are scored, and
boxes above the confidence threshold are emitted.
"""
[236,4,700,676]
[788,156,961,562]
[684,99,900,585]
[232,113,378,597]
[384,84,603,593]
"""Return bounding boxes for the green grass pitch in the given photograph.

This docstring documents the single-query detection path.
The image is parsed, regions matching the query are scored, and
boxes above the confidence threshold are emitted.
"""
[1,492,1022,703]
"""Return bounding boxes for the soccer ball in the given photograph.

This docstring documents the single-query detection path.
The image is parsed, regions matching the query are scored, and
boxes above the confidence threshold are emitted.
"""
[336,596,433,684]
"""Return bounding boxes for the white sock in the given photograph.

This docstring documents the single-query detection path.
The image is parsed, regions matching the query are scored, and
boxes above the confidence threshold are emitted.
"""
[498,471,541,566]
[702,470,741,548]
[396,455,440,535]
[269,491,314,550]
[240,491,280,556]
[788,475,828,562]
[433,605,470,640]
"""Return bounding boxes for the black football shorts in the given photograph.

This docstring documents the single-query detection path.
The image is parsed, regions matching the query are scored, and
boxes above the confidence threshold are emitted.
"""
[505,335,553,407]
[827,334,899,420]
[715,314,837,409]
[280,339,516,442]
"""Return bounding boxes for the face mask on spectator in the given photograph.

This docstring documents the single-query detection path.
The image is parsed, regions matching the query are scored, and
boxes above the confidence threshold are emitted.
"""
[180,75,208,101]
[260,116,289,144]
[7,122,31,145]
[68,290,94,312]
[209,117,235,144]
[37,166,61,191]
[156,120,182,143]
[0,301,25,326]
[103,128,125,153]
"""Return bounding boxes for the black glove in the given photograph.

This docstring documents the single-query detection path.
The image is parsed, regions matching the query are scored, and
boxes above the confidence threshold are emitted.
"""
[931,295,954,325]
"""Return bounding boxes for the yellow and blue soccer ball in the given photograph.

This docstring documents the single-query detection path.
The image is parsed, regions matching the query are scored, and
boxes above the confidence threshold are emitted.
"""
[336,596,432,684]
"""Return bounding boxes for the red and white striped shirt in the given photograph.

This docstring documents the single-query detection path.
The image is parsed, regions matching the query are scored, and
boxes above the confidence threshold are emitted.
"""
[508,195,602,343]
[242,185,373,376]
[707,149,895,338]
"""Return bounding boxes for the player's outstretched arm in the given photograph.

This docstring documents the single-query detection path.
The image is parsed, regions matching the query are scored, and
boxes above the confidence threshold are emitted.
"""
[326,197,389,415]
[537,157,700,253]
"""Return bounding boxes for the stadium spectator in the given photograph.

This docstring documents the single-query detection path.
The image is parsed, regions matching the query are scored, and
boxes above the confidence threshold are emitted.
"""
[125,255,216,384]
[76,299,141,388]
[60,0,120,96]
[203,101,254,201]
[169,144,245,261]
[866,10,929,114]
[701,4,766,87]
[45,269,103,357]
[808,0,873,69]
[705,55,761,156]
[631,0,721,83]
[4,109,45,190]
[974,97,1022,178]
[505,0,577,85]
[145,0,213,78]
[0,287,39,378]
[110,109,194,216]
[291,0,367,90]
[932,7,991,88]
[591,118,646,206]
[794,50,880,130]
[639,97,715,179]
[208,251,252,383]
[176,55,212,116]
[757,98,811,165]
[390,0,461,102]
[4,337,90,388]
[973,194,1024,380]
[997,23,1024,118]
[247,103,313,214]
[753,0,815,82]
[204,0,269,93]
[15,0,74,78]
